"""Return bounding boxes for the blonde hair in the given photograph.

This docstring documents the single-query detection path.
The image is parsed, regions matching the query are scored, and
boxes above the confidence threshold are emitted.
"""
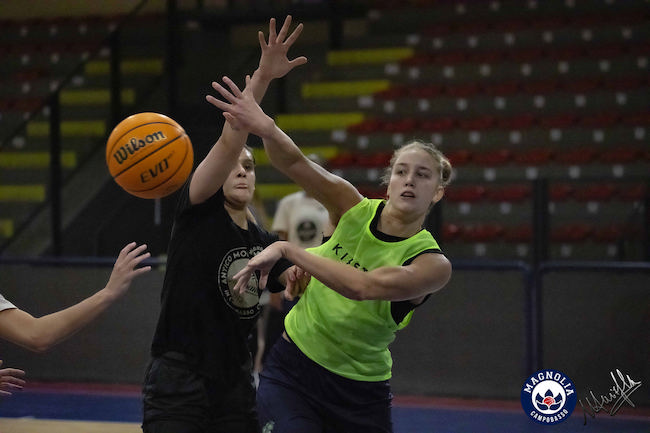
[381,140,453,188]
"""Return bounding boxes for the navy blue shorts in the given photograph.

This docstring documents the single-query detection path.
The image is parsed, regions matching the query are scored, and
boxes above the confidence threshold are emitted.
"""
[142,352,258,433]
[257,335,393,433]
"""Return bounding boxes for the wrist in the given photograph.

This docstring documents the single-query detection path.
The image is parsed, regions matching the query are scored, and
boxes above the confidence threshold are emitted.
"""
[252,67,273,85]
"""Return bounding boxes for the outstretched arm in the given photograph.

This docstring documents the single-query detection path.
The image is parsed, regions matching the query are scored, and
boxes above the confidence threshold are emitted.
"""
[234,242,451,302]
[0,242,151,353]
[207,75,362,224]
[194,16,307,204]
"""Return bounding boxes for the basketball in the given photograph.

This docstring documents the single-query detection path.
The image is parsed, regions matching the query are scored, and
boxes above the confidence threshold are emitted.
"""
[106,112,194,199]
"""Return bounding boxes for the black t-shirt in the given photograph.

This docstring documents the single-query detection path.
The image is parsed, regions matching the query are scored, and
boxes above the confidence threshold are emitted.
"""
[150,178,282,385]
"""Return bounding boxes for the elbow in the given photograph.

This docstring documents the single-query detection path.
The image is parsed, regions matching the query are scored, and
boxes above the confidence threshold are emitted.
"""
[24,335,55,353]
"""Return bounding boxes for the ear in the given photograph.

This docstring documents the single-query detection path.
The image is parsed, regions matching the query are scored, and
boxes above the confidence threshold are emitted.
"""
[432,186,444,205]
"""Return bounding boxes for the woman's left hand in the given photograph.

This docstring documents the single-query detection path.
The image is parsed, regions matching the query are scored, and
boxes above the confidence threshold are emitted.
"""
[233,242,287,295]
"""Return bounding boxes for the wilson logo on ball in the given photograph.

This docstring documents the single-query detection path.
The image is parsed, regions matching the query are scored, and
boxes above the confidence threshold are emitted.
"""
[112,132,167,164]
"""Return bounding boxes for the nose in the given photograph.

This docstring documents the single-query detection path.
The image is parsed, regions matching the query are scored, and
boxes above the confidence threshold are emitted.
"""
[235,164,247,177]
[404,171,415,186]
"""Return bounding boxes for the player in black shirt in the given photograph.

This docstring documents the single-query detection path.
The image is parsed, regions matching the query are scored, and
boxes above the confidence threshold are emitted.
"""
[142,16,307,433]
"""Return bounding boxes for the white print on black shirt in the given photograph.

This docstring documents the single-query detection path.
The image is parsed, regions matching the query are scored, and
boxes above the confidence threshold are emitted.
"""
[218,246,263,319]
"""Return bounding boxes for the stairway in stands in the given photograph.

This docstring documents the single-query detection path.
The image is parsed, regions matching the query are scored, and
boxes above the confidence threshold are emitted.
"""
[256,0,649,261]
[0,12,165,255]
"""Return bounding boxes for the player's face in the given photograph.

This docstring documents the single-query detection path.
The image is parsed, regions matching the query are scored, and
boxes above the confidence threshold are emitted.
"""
[386,148,442,215]
[223,148,256,208]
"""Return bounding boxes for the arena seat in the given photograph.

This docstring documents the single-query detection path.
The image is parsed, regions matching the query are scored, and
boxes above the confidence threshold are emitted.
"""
[554,148,598,165]
[486,184,531,203]
[513,148,554,166]
[551,223,593,242]
[572,183,618,202]
[460,223,505,242]
[444,184,487,203]
[472,148,513,166]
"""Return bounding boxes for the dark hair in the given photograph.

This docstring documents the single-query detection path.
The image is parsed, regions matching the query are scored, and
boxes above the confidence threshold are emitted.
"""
[381,140,453,187]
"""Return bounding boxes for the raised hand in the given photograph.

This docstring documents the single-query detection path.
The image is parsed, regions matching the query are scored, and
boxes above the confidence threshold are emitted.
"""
[257,16,308,81]
[206,75,276,135]
[104,242,152,299]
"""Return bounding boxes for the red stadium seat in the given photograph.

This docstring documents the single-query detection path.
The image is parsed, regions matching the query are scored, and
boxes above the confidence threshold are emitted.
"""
[572,183,618,202]
[617,183,646,201]
[375,85,409,100]
[551,223,593,242]
[508,47,545,63]
[382,118,418,133]
[446,149,473,166]
[592,225,623,243]
[598,147,642,164]
[472,148,513,166]
[561,78,601,93]
[419,116,456,132]
[579,112,620,128]
[521,79,561,95]
[503,225,533,243]
[539,113,578,128]
[407,84,444,98]
[347,119,384,134]
[442,223,463,241]
[549,184,574,201]
[328,153,357,168]
[445,82,481,98]
[461,224,505,242]
[483,81,520,96]
[458,115,496,130]
[496,113,536,129]
[554,148,598,165]
[513,148,554,165]
[486,184,531,202]
[622,112,650,126]
[445,184,487,203]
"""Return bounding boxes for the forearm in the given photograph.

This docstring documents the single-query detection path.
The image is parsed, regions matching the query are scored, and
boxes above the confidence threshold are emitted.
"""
[262,125,304,172]
[279,242,369,300]
[20,289,117,352]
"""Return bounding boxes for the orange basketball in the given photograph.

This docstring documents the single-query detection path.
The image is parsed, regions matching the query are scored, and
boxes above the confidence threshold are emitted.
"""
[106,112,194,199]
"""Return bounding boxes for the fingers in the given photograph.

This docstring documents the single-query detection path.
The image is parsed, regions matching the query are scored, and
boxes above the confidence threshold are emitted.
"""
[259,273,269,290]
[289,56,308,68]
[268,17,277,43]
[276,15,292,43]
[118,241,137,258]
[209,79,239,104]
[221,76,243,97]
[284,22,303,46]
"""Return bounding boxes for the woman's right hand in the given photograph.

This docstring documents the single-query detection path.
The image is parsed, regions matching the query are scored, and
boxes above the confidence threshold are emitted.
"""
[0,360,26,397]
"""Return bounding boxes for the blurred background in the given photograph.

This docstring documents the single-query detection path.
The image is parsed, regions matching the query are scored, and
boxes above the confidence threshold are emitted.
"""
[0,0,648,407]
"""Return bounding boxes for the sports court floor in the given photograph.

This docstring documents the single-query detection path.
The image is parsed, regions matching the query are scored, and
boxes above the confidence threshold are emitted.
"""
[0,383,648,433]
